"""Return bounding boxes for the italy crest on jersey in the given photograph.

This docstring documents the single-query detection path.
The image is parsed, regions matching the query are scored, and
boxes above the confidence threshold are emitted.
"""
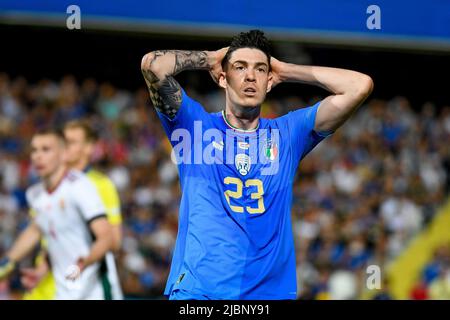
[265,138,278,161]
[235,153,251,176]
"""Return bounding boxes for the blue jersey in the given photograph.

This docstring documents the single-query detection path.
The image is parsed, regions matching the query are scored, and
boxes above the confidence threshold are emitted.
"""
[158,89,329,299]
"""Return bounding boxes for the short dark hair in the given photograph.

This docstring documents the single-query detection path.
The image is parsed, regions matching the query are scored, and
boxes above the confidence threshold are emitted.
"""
[33,126,66,143]
[221,30,272,70]
[64,119,98,142]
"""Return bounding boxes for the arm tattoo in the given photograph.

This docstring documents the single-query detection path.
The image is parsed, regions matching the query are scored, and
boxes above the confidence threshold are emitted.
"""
[173,51,208,74]
[141,69,182,118]
[142,50,209,118]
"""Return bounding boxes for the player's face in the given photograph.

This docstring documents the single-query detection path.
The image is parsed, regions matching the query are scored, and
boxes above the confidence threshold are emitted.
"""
[64,127,92,168]
[30,134,66,179]
[220,48,273,108]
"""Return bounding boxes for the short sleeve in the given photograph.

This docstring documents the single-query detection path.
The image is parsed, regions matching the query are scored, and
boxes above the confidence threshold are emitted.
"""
[72,176,107,223]
[281,100,331,163]
[102,179,122,226]
[157,88,208,141]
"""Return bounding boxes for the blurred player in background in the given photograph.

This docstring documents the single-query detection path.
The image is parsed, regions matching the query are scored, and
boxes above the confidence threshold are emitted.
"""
[20,121,124,300]
[141,30,373,299]
[0,128,114,299]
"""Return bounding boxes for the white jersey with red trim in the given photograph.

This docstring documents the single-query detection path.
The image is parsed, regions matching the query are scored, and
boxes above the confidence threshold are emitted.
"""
[26,170,107,300]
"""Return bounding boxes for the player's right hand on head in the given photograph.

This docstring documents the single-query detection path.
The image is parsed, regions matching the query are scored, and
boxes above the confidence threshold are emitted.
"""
[0,257,15,280]
[208,47,229,85]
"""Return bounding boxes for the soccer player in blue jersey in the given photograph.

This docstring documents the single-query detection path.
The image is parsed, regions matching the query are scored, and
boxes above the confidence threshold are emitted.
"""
[141,30,373,300]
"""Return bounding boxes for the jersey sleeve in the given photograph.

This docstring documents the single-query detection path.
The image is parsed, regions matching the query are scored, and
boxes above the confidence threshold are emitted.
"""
[156,88,207,143]
[281,100,332,163]
[100,179,122,226]
[72,176,107,223]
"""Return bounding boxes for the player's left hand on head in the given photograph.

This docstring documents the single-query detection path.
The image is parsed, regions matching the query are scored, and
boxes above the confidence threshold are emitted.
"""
[0,257,16,280]
[269,56,285,88]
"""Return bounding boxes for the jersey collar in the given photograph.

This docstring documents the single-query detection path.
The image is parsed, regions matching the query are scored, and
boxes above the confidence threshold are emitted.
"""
[221,110,259,133]
[46,170,68,194]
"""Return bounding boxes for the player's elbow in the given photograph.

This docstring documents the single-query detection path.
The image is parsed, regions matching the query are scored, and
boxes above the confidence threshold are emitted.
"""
[110,227,122,253]
[355,74,374,100]
[102,231,114,252]
[141,52,168,84]
[141,52,162,74]
[111,242,121,253]
[141,52,152,71]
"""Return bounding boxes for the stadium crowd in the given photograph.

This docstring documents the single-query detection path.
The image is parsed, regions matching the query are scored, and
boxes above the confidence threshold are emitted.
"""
[0,72,449,299]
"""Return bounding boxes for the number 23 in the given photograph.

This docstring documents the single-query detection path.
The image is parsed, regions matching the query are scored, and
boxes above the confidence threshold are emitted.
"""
[224,177,265,214]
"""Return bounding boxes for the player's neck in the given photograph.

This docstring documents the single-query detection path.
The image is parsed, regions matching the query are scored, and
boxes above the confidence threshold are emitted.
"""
[224,104,260,131]
[44,165,67,193]
[71,158,90,172]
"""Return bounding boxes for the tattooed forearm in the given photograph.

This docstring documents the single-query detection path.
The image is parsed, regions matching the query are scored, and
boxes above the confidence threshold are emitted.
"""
[173,51,208,74]
[148,50,209,74]
[141,50,210,118]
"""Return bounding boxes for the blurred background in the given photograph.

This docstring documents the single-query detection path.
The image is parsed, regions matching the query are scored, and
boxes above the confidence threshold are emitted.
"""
[0,0,449,300]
